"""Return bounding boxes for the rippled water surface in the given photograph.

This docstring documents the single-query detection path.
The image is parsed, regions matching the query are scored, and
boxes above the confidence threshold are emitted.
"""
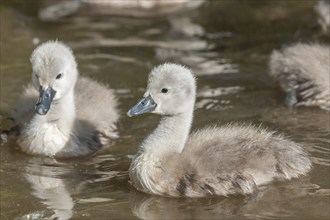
[1,1,329,219]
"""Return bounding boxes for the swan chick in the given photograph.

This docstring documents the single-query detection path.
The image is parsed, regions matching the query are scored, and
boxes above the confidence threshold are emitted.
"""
[127,63,311,197]
[269,43,330,110]
[10,40,119,157]
[315,0,330,35]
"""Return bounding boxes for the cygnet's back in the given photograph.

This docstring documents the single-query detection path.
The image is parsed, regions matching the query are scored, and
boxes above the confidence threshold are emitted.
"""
[74,76,119,139]
[176,124,310,196]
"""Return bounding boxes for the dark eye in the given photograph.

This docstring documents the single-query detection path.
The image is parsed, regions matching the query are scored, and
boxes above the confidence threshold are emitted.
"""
[35,74,39,79]
[56,73,63,80]
[161,88,168,93]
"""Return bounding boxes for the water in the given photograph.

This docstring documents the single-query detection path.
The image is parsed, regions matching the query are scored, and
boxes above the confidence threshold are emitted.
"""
[1,1,329,219]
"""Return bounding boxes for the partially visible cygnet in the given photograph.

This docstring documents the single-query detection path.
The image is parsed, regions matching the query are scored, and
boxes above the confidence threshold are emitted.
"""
[315,0,330,35]
[269,43,330,110]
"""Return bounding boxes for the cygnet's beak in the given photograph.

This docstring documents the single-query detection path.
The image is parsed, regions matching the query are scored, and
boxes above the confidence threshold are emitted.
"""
[127,95,157,117]
[35,86,56,115]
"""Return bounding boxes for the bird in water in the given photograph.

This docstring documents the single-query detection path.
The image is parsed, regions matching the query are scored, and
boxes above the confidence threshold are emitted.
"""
[127,63,311,197]
[6,41,119,158]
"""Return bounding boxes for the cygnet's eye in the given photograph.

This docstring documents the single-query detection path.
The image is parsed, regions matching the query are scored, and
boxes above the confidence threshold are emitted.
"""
[161,88,168,94]
[56,73,63,80]
[35,74,39,79]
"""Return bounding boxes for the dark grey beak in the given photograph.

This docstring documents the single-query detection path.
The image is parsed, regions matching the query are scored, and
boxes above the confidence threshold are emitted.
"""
[127,95,157,117]
[35,86,56,115]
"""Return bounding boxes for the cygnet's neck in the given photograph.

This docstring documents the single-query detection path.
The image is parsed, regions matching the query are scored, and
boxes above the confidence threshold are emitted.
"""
[41,88,75,129]
[141,103,194,156]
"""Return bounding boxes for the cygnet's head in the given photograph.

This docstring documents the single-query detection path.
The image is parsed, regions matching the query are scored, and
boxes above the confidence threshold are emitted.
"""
[30,41,78,115]
[128,63,196,116]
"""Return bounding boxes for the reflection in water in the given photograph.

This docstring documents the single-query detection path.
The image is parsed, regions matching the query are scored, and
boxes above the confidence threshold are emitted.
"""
[156,49,239,76]
[25,174,74,219]
[197,86,244,98]
[76,53,143,65]
[129,176,329,220]
[17,158,75,220]
[51,3,228,77]
[15,155,126,220]
[196,86,243,110]
[13,157,74,219]
[129,190,247,220]
[38,0,205,20]
[69,36,207,51]
[245,178,329,220]
[155,16,239,76]
[261,107,330,132]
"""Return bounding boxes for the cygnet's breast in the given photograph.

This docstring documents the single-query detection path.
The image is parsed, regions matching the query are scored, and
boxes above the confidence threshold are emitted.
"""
[19,122,71,157]
[130,152,165,194]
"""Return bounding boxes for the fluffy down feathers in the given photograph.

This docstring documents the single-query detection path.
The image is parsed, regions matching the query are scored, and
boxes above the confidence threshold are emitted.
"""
[269,43,330,110]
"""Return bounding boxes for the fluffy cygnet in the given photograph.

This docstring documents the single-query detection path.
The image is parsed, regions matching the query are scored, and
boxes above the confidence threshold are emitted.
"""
[127,63,311,197]
[269,43,330,110]
[315,0,330,35]
[10,41,119,157]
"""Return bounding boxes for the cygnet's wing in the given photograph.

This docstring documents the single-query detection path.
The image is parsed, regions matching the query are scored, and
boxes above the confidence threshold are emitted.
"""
[182,124,311,195]
[10,84,38,127]
[74,76,119,141]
